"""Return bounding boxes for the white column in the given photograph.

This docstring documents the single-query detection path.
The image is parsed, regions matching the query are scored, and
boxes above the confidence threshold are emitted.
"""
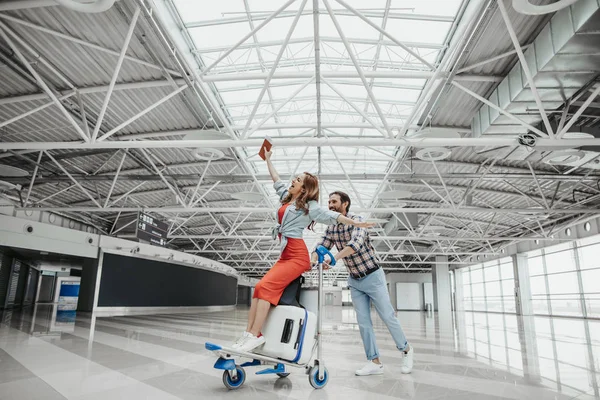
[453,268,469,355]
[512,254,534,316]
[454,268,465,312]
[433,256,453,352]
[432,255,452,314]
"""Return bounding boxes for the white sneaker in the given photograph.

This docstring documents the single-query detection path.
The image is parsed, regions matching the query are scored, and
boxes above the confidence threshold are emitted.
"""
[401,345,414,374]
[239,334,266,352]
[355,361,384,376]
[231,331,250,349]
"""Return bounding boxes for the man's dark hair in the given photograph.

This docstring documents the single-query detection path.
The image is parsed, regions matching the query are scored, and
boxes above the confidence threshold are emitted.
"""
[329,191,351,212]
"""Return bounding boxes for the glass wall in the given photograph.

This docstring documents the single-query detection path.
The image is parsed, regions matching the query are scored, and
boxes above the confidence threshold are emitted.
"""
[460,312,599,397]
[577,235,600,318]
[461,257,516,313]
[526,235,600,318]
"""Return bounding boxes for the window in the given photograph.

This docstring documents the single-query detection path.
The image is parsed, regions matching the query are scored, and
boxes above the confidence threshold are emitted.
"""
[342,289,352,304]
[526,234,600,318]
[460,257,515,314]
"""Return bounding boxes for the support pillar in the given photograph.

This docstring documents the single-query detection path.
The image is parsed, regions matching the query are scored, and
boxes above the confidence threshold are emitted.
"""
[453,268,468,355]
[512,253,541,382]
[432,255,452,314]
[454,268,465,312]
[433,256,453,349]
[512,254,533,316]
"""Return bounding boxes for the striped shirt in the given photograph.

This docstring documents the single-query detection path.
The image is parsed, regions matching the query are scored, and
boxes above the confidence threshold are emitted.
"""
[315,212,379,278]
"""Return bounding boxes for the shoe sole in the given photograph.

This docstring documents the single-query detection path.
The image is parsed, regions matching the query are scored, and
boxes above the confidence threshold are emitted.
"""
[240,341,266,352]
[355,370,384,376]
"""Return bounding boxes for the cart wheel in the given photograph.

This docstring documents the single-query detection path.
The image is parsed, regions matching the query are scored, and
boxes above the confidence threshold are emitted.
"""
[222,367,246,390]
[276,372,290,378]
[308,366,329,389]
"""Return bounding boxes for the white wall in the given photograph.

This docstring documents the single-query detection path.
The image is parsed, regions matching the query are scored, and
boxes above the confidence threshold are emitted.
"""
[0,214,100,259]
[457,215,600,268]
[325,287,342,306]
[386,272,432,311]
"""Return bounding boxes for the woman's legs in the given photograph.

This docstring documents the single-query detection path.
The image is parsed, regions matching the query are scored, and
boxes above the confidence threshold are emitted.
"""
[249,299,271,336]
[246,298,259,332]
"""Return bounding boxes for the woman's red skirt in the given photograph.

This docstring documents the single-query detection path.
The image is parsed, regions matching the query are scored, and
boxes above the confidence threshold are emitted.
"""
[253,238,310,305]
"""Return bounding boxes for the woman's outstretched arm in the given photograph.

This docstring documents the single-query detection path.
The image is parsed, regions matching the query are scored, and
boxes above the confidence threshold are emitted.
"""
[264,149,280,183]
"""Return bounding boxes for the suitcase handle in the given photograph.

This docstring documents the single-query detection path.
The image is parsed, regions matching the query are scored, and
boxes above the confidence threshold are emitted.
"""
[294,318,304,350]
[281,319,294,344]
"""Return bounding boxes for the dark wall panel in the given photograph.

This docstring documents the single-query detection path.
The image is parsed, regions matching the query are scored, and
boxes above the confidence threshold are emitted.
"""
[77,258,98,312]
[237,286,250,306]
[38,275,55,303]
[98,253,237,307]
[0,248,12,308]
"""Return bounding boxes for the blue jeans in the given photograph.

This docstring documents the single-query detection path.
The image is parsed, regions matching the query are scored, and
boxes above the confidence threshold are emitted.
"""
[349,268,408,360]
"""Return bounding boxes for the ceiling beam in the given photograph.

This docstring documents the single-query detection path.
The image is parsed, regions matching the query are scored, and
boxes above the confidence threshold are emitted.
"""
[3,137,600,151]
[201,71,502,82]
[6,172,596,185]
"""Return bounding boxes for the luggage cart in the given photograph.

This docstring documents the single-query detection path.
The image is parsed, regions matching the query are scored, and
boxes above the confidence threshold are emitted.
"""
[204,245,335,390]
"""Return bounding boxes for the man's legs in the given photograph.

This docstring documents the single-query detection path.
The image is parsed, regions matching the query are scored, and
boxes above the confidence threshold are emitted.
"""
[349,280,379,361]
[367,269,408,351]
[365,269,414,374]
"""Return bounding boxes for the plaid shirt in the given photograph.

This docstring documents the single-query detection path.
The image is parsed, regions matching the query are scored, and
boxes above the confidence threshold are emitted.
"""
[315,212,379,278]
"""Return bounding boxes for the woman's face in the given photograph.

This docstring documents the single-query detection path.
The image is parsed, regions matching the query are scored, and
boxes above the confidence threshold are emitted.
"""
[289,173,305,197]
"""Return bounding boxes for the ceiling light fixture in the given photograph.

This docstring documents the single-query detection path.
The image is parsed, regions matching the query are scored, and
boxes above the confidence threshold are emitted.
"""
[415,147,451,162]
[0,165,29,177]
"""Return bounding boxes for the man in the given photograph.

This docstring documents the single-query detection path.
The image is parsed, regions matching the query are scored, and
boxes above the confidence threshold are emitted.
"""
[311,191,414,376]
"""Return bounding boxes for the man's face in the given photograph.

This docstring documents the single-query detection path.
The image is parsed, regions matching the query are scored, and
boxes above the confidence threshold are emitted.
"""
[328,194,348,214]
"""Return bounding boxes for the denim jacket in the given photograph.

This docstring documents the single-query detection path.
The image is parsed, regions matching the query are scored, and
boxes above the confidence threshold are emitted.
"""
[272,180,341,253]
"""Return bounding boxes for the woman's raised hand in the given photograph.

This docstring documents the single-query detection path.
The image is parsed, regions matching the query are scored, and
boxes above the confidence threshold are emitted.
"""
[264,149,273,161]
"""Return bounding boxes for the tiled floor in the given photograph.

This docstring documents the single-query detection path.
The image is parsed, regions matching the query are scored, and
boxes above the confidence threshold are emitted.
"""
[0,305,598,399]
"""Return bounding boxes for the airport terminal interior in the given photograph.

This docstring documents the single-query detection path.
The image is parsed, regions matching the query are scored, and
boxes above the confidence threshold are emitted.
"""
[1,0,600,399]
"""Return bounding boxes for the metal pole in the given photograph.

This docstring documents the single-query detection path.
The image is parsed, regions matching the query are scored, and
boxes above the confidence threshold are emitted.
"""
[201,70,502,82]
[497,0,554,138]
[317,253,324,380]
[244,77,315,138]
[0,13,179,76]
[557,84,600,138]
[103,150,129,208]
[332,0,435,69]
[44,151,102,208]
[457,44,532,73]
[97,84,188,141]
[3,136,600,150]
[139,148,186,206]
[323,0,393,138]
[201,0,298,74]
[322,78,388,137]
[0,22,76,90]
[24,151,43,206]
[0,23,88,142]
[451,81,548,137]
[91,6,141,142]
[240,0,308,139]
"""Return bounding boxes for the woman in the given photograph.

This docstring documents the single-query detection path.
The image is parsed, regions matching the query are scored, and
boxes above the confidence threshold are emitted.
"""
[231,149,375,352]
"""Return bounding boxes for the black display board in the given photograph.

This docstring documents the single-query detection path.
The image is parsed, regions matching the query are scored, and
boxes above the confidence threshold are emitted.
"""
[98,253,237,307]
[136,212,168,247]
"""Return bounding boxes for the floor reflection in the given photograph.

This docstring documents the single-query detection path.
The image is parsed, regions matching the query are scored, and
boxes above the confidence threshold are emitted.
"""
[456,310,600,398]
[0,305,598,399]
